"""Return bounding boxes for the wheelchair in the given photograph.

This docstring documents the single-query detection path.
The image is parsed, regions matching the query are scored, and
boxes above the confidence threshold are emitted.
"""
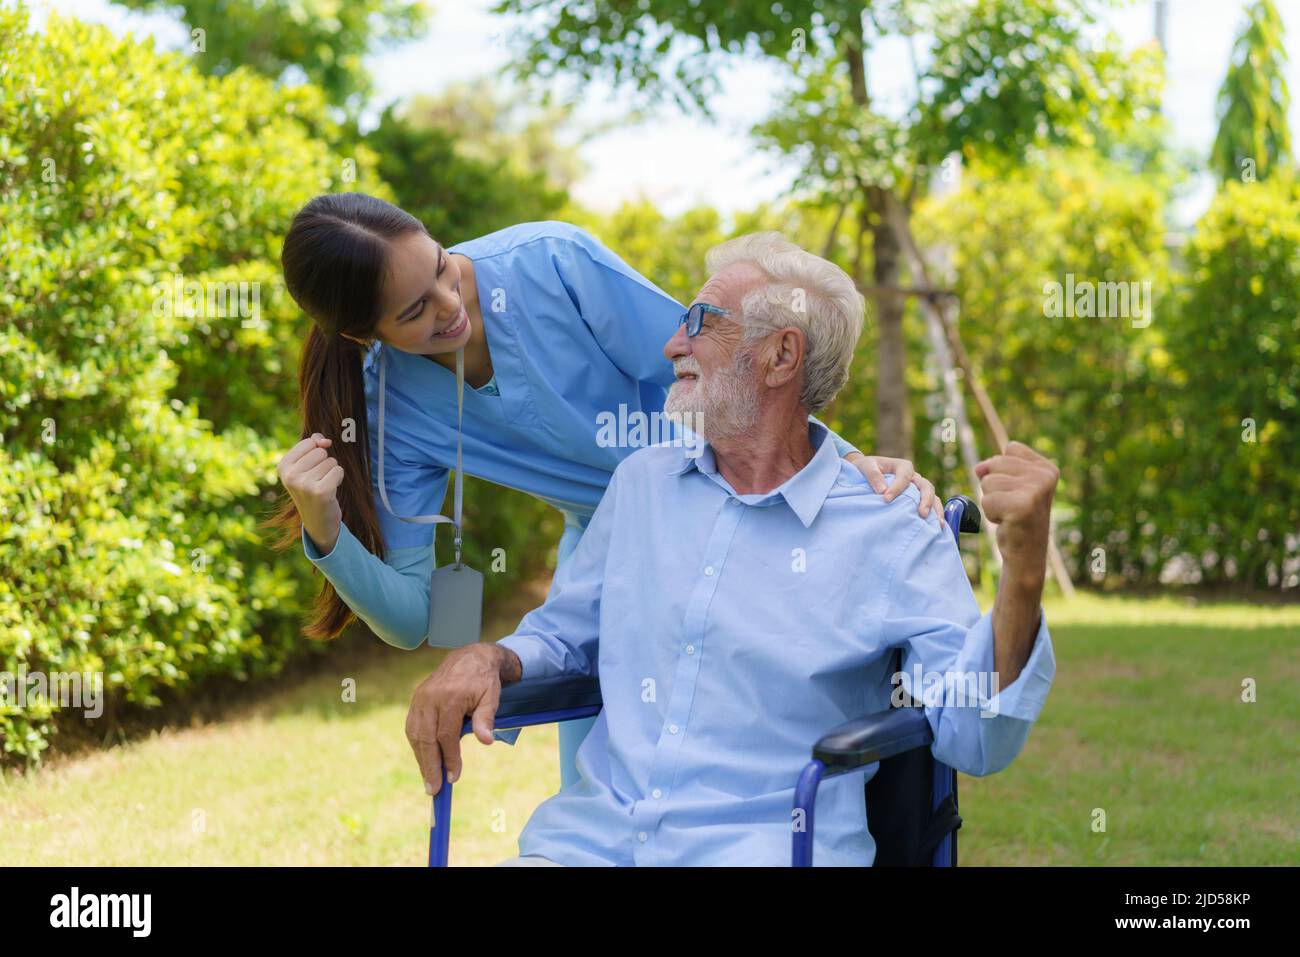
[427,495,983,867]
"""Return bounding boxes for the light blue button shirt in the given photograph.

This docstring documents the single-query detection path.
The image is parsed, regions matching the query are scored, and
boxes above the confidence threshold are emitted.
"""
[498,421,1056,866]
[300,221,858,652]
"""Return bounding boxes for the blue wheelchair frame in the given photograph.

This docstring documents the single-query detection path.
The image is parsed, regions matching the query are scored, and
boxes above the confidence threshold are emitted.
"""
[428,495,982,867]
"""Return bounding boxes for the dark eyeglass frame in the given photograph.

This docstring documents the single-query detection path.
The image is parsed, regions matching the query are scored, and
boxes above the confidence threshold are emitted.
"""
[679,302,732,337]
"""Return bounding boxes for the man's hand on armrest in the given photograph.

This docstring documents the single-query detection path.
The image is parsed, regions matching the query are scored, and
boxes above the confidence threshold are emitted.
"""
[497,644,524,685]
[405,643,523,797]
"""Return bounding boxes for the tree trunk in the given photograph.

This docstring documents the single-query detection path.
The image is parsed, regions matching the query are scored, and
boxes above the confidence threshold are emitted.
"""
[842,31,911,459]
[867,185,911,458]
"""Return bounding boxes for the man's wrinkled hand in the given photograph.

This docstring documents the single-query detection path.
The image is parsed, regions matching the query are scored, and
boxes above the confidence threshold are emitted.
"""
[405,644,515,796]
[974,441,1060,581]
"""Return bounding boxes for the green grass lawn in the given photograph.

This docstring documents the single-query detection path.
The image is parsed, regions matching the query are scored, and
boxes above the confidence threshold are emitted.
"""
[2,590,1296,866]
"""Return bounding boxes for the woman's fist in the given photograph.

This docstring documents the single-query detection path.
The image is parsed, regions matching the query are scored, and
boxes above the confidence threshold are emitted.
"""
[276,433,345,554]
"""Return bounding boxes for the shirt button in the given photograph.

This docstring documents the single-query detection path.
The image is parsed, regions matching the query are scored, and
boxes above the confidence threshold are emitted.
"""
[704,566,715,576]
[652,788,662,799]
[669,724,679,734]
[638,831,648,843]
[685,645,695,655]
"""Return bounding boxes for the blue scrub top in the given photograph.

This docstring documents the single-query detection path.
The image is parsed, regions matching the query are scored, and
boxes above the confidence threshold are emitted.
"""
[366,221,681,552]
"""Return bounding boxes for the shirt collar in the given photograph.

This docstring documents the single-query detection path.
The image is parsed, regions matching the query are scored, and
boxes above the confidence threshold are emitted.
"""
[668,419,842,528]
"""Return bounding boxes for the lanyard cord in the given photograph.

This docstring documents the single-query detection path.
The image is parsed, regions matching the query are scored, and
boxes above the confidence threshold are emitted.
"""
[376,345,465,567]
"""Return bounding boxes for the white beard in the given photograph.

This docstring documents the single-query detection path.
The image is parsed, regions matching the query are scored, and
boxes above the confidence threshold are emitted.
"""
[665,348,761,442]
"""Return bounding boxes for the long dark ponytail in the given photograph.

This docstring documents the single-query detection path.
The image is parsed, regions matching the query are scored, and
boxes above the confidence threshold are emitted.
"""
[261,192,428,640]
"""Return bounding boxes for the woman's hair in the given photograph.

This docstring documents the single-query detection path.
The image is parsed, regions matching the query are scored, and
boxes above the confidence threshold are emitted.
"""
[261,192,429,640]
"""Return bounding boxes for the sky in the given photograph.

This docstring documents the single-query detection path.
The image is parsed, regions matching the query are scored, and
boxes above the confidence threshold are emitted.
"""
[35,0,1300,227]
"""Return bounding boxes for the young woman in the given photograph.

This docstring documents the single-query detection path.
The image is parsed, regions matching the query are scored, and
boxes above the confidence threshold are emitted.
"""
[265,192,939,788]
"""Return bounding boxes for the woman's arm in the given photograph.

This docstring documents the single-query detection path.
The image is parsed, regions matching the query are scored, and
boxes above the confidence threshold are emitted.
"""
[285,412,453,649]
[811,414,860,458]
[302,523,433,650]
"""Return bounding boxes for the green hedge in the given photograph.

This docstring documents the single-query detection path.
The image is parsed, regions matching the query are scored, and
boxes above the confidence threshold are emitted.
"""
[914,152,1172,584]
[1164,178,1300,588]
[0,9,370,763]
[0,8,342,761]
[912,156,1298,591]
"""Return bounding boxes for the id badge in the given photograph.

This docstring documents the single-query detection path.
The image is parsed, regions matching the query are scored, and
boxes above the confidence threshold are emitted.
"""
[427,562,483,648]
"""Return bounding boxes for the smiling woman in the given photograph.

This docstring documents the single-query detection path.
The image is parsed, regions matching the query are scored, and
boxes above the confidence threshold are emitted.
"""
[340,230,494,388]
[260,191,936,790]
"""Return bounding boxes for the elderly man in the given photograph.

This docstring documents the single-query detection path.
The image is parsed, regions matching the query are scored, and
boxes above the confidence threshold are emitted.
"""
[405,233,1059,866]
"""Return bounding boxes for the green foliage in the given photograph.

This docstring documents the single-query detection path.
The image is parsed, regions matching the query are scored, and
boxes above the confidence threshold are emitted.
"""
[1210,0,1293,185]
[914,0,1163,168]
[0,8,581,765]
[111,0,429,110]
[0,7,374,763]
[914,151,1171,583]
[1164,179,1300,587]
[564,200,725,304]
[492,0,856,111]
[368,87,572,245]
[752,55,913,198]
[496,0,1165,459]
[914,154,1300,591]
[500,0,1160,187]
[399,82,587,195]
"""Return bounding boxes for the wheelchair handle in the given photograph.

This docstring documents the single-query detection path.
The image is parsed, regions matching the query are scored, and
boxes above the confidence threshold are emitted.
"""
[943,494,982,536]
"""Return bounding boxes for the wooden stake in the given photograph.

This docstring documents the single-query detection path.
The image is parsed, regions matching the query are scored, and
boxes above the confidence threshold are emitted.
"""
[883,193,1076,597]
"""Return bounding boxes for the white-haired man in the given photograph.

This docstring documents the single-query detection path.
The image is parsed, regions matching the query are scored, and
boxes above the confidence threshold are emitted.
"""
[406,232,1059,866]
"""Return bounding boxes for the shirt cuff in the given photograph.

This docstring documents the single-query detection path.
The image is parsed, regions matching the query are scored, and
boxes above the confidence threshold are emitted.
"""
[497,634,553,681]
[981,609,1055,722]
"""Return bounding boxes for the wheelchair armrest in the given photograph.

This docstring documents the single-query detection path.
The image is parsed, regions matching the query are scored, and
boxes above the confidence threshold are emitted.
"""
[495,673,602,723]
[813,706,933,775]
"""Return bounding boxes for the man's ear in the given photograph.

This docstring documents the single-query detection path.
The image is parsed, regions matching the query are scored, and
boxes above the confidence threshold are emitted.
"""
[765,327,805,388]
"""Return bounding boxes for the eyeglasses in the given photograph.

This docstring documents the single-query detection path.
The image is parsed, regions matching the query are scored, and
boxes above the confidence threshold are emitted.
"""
[679,302,732,338]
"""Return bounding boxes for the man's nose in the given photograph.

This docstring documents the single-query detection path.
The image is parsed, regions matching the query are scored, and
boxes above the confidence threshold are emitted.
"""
[664,322,691,361]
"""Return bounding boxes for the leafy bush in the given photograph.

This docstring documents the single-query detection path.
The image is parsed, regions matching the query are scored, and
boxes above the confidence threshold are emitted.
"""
[0,6,590,765]
[0,7,375,763]
[913,155,1298,592]
[913,152,1172,584]
[1164,178,1300,588]
[369,87,571,246]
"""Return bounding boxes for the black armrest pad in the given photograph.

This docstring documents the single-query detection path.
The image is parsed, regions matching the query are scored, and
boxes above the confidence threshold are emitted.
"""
[813,707,934,773]
[497,673,602,717]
